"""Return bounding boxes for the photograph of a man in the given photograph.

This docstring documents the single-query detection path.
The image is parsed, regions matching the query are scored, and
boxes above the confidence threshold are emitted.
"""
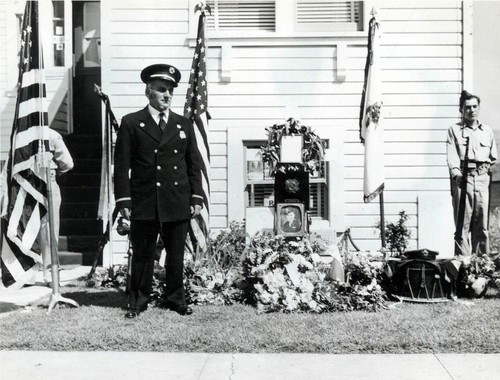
[281,206,302,233]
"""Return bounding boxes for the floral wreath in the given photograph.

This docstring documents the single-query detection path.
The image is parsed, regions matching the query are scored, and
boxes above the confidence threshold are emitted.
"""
[260,118,327,176]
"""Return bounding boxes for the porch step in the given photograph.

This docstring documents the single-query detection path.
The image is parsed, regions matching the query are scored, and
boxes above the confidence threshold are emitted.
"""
[65,134,102,158]
[61,186,100,202]
[60,202,98,219]
[60,218,102,236]
[59,133,103,265]
[58,251,83,266]
[58,172,100,187]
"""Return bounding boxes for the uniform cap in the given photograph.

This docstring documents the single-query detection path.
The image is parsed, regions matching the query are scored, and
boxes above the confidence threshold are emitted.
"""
[140,64,181,87]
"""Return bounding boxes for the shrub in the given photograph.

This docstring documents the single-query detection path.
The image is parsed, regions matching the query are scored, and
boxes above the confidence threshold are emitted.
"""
[376,210,411,257]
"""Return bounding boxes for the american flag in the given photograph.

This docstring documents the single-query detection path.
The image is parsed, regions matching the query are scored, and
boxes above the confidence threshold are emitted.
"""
[359,15,385,203]
[184,10,211,252]
[1,1,51,288]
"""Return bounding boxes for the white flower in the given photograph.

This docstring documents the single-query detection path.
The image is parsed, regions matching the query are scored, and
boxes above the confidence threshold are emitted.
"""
[283,288,300,310]
[262,271,287,292]
[308,300,318,310]
[366,278,378,291]
[214,272,224,285]
[298,277,314,294]
[310,253,321,263]
[293,254,313,270]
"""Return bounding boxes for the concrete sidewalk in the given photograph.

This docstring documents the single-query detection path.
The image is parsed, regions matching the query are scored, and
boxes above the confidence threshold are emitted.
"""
[1,268,499,379]
[0,351,499,380]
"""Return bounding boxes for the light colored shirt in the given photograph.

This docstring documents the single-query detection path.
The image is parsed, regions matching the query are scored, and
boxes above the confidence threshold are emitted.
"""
[49,129,73,174]
[446,122,497,177]
[148,105,169,126]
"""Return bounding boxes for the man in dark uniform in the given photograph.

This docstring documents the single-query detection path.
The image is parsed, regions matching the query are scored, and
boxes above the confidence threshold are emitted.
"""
[114,63,204,318]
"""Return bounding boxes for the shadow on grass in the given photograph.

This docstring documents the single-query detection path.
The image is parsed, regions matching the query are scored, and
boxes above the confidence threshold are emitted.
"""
[61,289,128,309]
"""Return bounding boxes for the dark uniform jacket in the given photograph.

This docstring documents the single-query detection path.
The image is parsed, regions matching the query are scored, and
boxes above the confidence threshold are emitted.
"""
[114,107,203,222]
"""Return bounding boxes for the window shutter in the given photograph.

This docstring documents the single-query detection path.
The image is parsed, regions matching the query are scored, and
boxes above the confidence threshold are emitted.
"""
[207,0,276,31]
[309,183,328,218]
[295,1,362,32]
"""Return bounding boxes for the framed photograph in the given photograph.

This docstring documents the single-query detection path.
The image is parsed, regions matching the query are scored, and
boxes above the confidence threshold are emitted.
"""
[276,203,307,238]
[246,148,264,181]
[280,135,303,163]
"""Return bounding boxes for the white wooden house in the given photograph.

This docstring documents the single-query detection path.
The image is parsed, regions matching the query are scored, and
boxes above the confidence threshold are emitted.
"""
[0,0,483,264]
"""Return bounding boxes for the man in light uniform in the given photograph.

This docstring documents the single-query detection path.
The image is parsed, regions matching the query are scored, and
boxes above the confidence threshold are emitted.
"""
[447,90,497,255]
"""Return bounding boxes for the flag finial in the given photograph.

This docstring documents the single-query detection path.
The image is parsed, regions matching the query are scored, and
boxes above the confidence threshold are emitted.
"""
[195,1,212,15]
[370,7,377,17]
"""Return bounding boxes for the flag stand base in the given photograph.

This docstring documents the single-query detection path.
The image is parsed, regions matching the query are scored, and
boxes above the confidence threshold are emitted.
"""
[29,291,79,314]
[46,292,79,313]
[29,264,79,314]
[46,262,79,314]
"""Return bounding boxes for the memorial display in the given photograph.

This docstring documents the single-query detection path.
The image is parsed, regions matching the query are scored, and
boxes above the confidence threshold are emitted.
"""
[260,118,327,238]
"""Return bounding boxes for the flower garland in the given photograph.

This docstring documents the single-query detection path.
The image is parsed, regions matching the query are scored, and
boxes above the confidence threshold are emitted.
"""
[260,118,327,176]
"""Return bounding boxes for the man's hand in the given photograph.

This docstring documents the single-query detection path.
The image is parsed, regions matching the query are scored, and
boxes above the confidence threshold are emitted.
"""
[190,204,202,218]
[120,207,131,220]
[453,174,463,185]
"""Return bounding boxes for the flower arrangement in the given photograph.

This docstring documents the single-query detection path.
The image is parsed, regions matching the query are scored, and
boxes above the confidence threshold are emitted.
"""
[86,264,128,288]
[183,221,247,305]
[260,118,327,176]
[242,234,334,313]
[342,250,385,286]
[242,234,387,313]
[457,253,500,297]
[86,222,388,313]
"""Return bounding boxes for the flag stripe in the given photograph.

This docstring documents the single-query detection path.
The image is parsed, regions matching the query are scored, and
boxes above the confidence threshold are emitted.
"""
[13,126,50,149]
[14,170,47,203]
[184,11,211,248]
[21,69,44,88]
[1,1,49,288]
[16,112,49,132]
[1,231,36,289]
[19,82,46,103]
[18,97,49,119]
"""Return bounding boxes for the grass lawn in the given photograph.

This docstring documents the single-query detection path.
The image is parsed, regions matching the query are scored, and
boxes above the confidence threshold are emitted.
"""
[1,279,499,353]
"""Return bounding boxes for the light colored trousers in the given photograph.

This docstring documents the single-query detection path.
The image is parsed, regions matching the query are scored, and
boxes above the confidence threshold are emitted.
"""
[451,172,491,255]
[40,172,61,280]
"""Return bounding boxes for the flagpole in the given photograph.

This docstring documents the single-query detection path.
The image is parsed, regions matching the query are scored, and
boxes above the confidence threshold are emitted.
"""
[36,1,77,312]
[45,166,78,313]
[379,191,386,248]
[105,89,114,276]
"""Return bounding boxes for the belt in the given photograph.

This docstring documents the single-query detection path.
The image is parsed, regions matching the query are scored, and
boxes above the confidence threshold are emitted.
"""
[461,161,486,169]
[461,161,491,176]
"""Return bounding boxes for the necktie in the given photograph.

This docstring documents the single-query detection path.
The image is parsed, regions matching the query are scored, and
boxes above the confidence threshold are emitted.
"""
[159,112,166,133]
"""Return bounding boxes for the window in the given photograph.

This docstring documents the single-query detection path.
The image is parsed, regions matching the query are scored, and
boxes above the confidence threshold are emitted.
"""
[207,0,276,31]
[52,1,65,66]
[204,0,364,34]
[294,1,363,32]
[244,142,328,219]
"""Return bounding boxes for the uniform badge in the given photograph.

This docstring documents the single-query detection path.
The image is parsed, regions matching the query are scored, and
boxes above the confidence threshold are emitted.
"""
[139,122,145,128]
[169,67,175,74]
[176,124,182,129]
[179,131,186,139]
